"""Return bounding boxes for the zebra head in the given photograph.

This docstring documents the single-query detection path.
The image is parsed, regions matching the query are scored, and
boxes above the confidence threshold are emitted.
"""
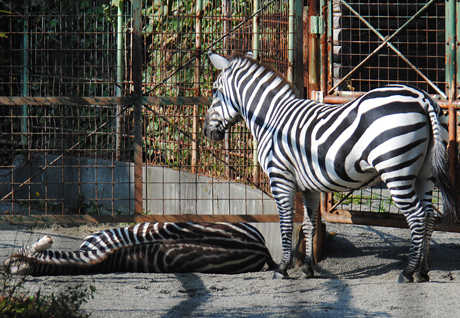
[3,235,54,275]
[203,52,243,141]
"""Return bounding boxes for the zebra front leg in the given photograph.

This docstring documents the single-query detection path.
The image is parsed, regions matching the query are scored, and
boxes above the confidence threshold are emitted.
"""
[273,211,294,279]
[271,180,296,279]
[300,192,320,278]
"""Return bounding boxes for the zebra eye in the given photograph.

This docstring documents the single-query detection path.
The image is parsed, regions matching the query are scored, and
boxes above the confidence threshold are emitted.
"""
[212,88,217,95]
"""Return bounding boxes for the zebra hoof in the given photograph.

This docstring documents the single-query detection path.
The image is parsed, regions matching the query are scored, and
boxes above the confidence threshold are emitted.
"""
[414,272,430,283]
[273,270,288,279]
[31,235,54,253]
[397,272,414,283]
[300,266,314,279]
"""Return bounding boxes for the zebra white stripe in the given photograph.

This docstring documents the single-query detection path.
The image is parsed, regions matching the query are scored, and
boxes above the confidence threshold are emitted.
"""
[4,222,277,276]
[204,52,459,283]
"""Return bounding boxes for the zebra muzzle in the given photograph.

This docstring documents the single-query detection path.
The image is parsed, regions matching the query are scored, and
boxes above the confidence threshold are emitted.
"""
[203,118,225,140]
[209,129,225,140]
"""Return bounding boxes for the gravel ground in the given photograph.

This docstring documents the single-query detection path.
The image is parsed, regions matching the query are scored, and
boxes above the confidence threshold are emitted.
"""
[1,222,460,318]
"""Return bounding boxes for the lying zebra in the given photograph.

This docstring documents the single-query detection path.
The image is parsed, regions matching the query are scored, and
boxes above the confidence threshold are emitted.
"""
[4,222,277,276]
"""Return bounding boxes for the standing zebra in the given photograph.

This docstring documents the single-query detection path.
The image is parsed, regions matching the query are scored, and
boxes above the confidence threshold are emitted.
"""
[203,52,459,283]
[4,222,277,276]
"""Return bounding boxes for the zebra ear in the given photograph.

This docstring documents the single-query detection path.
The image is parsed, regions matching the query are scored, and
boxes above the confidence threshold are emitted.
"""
[208,51,231,70]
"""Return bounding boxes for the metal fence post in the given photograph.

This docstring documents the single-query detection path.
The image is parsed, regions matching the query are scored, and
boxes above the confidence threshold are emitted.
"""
[192,0,203,174]
[252,0,260,186]
[116,1,124,162]
[132,0,143,215]
[288,0,303,93]
[446,0,457,186]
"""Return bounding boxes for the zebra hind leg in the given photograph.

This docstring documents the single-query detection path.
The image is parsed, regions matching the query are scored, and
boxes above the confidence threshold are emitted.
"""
[413,210,434,283]
[300,192,320,278]
[414,179,436,283]
[382,177,426,283]
[388,186,426,283]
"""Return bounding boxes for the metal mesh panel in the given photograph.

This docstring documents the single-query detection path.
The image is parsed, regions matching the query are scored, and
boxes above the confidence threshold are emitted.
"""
[0,0,288,218]
[333,0,445,95]
[141,0,286,215]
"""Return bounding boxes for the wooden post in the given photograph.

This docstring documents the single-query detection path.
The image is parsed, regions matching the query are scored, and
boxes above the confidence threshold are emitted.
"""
[132,0,143,215]
[192,0,203,174]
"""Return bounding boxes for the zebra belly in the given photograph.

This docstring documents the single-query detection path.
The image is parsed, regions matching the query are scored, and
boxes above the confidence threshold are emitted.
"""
[292,161,381,193]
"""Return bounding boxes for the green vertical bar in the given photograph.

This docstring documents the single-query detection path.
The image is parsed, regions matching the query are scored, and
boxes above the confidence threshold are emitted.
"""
[116,1,124,161]
[446,0,457,190]
[288,0,304,93]
[117,3,123,95]
[446,0,456,98]
[252,0,260,59]
[319,0,325,93]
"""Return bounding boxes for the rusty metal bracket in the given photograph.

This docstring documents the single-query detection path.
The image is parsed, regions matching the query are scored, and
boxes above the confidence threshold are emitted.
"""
[310,15,324,35]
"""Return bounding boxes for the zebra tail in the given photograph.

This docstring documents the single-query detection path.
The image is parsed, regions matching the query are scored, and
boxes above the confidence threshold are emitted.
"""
[427,96,460,223]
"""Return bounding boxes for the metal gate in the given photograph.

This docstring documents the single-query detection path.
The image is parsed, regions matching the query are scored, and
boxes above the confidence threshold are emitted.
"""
[304,1,460,259]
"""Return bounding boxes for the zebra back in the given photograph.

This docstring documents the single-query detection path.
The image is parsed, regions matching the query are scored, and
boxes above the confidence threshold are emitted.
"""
[4,222,277,276]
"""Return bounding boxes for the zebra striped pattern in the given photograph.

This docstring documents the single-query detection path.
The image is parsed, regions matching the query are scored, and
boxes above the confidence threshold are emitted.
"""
[204,52,459,283]
[4,222,277,276]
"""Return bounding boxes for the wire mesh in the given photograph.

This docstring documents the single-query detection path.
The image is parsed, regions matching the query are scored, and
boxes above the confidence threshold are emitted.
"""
[141,0,287,216]
[332,0,445,95]
[0,0,288,218]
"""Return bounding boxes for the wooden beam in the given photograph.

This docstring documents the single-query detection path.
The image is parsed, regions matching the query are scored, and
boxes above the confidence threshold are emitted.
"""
[322,209,460,233]
[0,214,303,224]
[0,96,211,106]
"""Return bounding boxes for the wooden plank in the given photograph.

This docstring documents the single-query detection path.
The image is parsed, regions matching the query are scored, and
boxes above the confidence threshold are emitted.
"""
[0,214,303,224]
[0,96,211,106]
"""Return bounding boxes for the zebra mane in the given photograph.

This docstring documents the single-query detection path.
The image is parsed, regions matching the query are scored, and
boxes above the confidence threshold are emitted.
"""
[228,52,298,97]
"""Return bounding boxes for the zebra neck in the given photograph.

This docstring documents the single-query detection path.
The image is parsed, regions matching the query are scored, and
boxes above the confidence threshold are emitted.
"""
[245,91,300,142]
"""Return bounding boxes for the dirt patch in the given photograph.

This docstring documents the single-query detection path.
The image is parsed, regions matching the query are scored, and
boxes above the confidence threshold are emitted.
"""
[1,222,460,317]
